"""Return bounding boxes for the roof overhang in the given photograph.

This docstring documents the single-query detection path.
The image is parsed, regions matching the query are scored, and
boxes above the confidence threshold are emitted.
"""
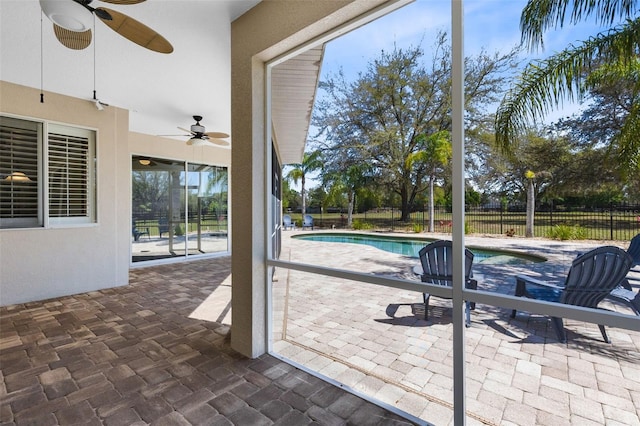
[271,45,325,165]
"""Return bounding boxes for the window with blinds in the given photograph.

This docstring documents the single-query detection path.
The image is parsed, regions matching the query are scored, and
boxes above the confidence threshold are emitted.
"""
[48,132,90,218]
[0,117,41,228]
[0,116,96,229]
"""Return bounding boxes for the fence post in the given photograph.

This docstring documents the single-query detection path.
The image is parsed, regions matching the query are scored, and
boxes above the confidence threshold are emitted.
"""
[391,208,394,231]
[610,203,614,240]
[500,208,503,235]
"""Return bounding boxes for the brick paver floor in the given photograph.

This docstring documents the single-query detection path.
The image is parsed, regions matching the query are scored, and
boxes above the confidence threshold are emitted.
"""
[273,232,640,425]
[0,257,414,425]
[2,233,638,425]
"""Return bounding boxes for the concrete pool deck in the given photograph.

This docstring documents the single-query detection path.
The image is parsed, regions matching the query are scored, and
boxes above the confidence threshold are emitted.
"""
[272,230,640,425]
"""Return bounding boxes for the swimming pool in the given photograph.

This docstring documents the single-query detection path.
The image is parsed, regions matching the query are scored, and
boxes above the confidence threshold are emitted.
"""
[292,233,546,264]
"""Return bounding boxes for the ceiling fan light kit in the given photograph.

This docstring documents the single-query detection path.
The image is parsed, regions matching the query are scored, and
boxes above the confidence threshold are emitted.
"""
[40,0,93,32]
[187,137,207,147]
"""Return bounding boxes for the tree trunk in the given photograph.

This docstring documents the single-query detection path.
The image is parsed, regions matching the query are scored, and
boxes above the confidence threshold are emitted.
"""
[347,190,354,227]
[400,186,411,222]
[526,180,535,238]
[301,176,306,217]
[428,175,435,232]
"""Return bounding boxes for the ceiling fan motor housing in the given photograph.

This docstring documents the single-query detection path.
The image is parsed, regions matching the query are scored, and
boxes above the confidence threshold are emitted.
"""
[191,124,205,134]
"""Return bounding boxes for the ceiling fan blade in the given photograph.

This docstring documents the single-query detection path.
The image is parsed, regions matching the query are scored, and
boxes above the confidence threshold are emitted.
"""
[53,24,92,50]
[99,0,146,4]
[97,7,173,54]
[209,138,230,146]
[177,127,194,134]
[205,131,230,139]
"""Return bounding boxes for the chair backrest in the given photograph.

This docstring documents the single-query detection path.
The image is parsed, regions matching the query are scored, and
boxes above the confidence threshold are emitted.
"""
[283,214,292,225]
[418,240,474,286]
[303,215,313,225]
[627,233,640,266]
[562,246,633,307]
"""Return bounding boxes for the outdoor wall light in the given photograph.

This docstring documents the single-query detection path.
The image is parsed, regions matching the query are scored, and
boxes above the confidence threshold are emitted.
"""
[139,158,151,166]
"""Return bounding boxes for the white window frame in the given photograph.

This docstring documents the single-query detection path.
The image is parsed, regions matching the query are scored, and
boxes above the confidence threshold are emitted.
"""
[0,116,43,228]
[0,115,97,229]
[47,123,96,226]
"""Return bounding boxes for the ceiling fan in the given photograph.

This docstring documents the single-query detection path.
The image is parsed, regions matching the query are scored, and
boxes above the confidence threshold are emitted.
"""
[177,116,230,147]
[39,0,173,54]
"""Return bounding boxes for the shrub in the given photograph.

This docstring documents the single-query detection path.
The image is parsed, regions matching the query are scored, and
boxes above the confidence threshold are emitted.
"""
[412,223,424,233]
[174,224,184,236]
[352,219,373,230]
[547,224,587,240]
[465,221,474,234]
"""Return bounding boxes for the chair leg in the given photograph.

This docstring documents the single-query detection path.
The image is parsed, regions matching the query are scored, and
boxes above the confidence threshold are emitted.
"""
[632,292,640,316]
[598,324,611,343]
[465,301,471,327]
[511,277,527,318]
[423,293,430,320]
[551,317,567,343]
[467,279,477,310]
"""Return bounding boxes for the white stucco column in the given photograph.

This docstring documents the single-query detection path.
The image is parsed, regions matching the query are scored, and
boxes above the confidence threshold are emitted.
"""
[230,0,402,358]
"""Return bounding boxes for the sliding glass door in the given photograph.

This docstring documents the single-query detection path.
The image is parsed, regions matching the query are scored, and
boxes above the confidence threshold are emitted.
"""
[131,156,228,263]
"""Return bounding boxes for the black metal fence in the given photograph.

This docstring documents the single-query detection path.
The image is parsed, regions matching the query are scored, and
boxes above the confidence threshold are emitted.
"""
[304,203,640,242]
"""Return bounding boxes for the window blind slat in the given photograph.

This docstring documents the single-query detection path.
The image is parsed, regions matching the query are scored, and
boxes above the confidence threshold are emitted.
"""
[0,117,40,224]
[48,131,91,218]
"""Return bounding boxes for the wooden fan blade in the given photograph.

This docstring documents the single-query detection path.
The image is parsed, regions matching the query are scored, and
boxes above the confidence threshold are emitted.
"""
[97,7,173,54]
[205,132,230,139]
[99,0,146,4]
[53,24,91,50]
[210,138,230,146]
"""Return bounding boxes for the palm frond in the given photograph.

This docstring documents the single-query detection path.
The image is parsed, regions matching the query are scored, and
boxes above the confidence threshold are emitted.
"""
[521,0,637,50]
[613,102,640,172]
[495,18,640,153]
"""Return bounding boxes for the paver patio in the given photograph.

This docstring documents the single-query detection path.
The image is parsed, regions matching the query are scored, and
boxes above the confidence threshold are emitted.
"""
[1,232,638,425]
[273,231,640,425]
[0,256,410,426]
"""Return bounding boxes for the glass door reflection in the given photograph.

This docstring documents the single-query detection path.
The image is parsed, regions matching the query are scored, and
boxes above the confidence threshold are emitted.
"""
[131,156,228,263]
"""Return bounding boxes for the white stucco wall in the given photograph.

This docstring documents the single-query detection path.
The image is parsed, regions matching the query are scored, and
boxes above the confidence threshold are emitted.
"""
[1,81,130,306]
[0,81,232,306]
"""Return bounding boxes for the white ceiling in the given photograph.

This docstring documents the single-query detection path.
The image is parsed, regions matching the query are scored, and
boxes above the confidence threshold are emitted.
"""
[1,0,261,141]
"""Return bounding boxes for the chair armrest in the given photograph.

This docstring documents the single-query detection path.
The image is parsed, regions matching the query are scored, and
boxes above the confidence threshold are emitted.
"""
[515,275,563,290]
[466,278,478,291]
[621,278,633,291]
[515,275,564,301]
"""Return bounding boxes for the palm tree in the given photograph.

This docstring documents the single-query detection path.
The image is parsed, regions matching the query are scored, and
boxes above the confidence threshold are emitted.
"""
[415,131,451,232]
[286,150,323,217]
[495,0,640,169]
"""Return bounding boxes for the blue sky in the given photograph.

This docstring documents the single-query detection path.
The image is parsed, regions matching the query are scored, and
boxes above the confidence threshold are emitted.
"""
[321,0,610,94]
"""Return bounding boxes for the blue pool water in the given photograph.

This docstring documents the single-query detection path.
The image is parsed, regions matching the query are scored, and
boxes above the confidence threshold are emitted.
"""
[292,233,545,264]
